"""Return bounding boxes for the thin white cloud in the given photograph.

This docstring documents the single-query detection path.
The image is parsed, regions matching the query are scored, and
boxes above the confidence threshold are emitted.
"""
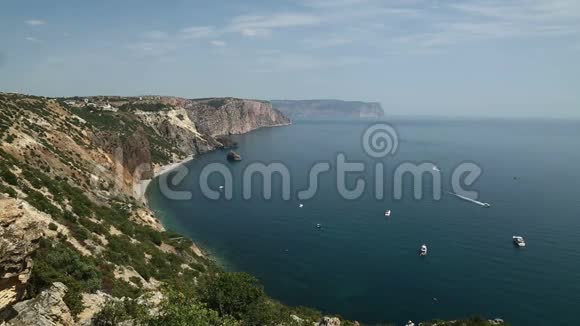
[25,19,46,26]
[302,0,375,8]
[143,30,169,40]
[127,41,179,57]
[254,52,373,72]
[180,26,215,39]
[228,13,322,37]
[128,0,580,62]
[452,0,580,22]
[240,28,271,37]
[129,26,218,57]
[305,37,353,48]
[210,40,227,47]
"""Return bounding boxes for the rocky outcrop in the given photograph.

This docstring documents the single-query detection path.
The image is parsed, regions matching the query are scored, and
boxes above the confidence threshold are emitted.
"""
[317,316,342,326]
[0,199,47,315]
[127,98,289,168]
[226,150,242,161]
[122,129,153,179]
[4,282,74,326]
[271,99,384,120]
[187,98,291,137]
[93,128,153,181]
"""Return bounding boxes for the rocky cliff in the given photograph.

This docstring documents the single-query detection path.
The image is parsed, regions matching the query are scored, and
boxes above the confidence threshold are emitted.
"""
[0,199,46,317]
[0,93,295,324]
[271,99,384,120]
[186,98,290,136]
[0,93,506,326]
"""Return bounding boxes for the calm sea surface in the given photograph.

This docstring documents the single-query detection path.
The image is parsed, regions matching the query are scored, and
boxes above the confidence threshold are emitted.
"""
[148,119,580,325]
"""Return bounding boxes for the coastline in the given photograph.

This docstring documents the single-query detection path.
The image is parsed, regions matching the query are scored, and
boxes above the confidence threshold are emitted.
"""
[134,155,195,205]
[134,122,292,205]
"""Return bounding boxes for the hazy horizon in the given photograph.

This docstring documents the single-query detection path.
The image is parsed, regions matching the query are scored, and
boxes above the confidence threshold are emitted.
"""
[1,0,579,118]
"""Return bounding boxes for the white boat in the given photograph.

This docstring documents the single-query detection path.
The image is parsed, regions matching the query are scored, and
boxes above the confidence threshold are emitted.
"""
[299,203,304,208]
[513,236,526,247]
[432,166,440,172]
[420,244,428,256]
[218,185,224,189]
[384,210,391,217]
[316,223,322,229]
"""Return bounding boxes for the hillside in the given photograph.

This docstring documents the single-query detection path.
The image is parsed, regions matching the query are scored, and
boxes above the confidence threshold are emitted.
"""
[0,93,507,326]
[271,100,384,120]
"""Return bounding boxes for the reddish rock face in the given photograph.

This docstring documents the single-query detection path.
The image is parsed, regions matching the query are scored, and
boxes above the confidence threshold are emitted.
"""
[185,98,291,137]
[122,128,153,179]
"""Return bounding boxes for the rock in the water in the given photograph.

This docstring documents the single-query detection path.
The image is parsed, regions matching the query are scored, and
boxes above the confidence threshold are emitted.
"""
[227,150,242,161]
[5,282,74,326]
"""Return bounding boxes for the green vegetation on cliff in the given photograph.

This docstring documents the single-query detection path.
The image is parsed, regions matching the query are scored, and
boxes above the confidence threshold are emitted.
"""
[0,93,508,326]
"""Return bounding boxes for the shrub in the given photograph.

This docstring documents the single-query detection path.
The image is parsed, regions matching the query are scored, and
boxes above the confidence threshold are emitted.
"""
[242,299,294,325]
[198,272,265,319]
[0,166,18,186]
[28,239,101,317]
[141,287,237,326]
[48,222,58,231]
[0,183,17,198]
[92,299,146,326]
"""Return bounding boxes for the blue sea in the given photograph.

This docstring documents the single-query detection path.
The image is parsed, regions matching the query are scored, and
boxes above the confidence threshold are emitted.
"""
[148,118,580,325]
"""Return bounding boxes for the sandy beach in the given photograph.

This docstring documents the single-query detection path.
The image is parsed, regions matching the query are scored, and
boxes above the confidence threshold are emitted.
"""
[134,155,196,204]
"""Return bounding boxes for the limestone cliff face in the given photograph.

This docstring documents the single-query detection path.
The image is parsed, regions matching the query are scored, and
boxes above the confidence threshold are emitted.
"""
[0,93,292,322]
[4,282,74,326]
[271,99,384,120]
[129,97,290,161]
[186,98,291,137]
[0,199,48,316]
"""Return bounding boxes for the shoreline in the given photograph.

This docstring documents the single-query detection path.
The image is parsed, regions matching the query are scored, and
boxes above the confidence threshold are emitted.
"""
[134,155,196,205]
[134,122,292,261]
[134,122,292,204]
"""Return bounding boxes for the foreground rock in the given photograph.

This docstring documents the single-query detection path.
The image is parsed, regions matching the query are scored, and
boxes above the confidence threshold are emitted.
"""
[317,316,342,326]
[0,199,47,315]
[4,282,74,326]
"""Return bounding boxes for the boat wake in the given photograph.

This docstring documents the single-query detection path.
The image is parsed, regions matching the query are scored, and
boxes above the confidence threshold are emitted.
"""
[446,191,491,207]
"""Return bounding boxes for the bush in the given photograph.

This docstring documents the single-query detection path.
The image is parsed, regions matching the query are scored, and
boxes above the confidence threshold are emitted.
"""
[92,299,146,326]
[242,299,294,325]
[0,183,17,198]
[48,222,58,231]
[0,166,18,186]
[141,287,237,326]
[198,272,265,319]
[28,239,101,317]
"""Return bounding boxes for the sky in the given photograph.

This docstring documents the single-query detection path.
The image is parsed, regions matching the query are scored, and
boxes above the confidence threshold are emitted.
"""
[0,0,579,118]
